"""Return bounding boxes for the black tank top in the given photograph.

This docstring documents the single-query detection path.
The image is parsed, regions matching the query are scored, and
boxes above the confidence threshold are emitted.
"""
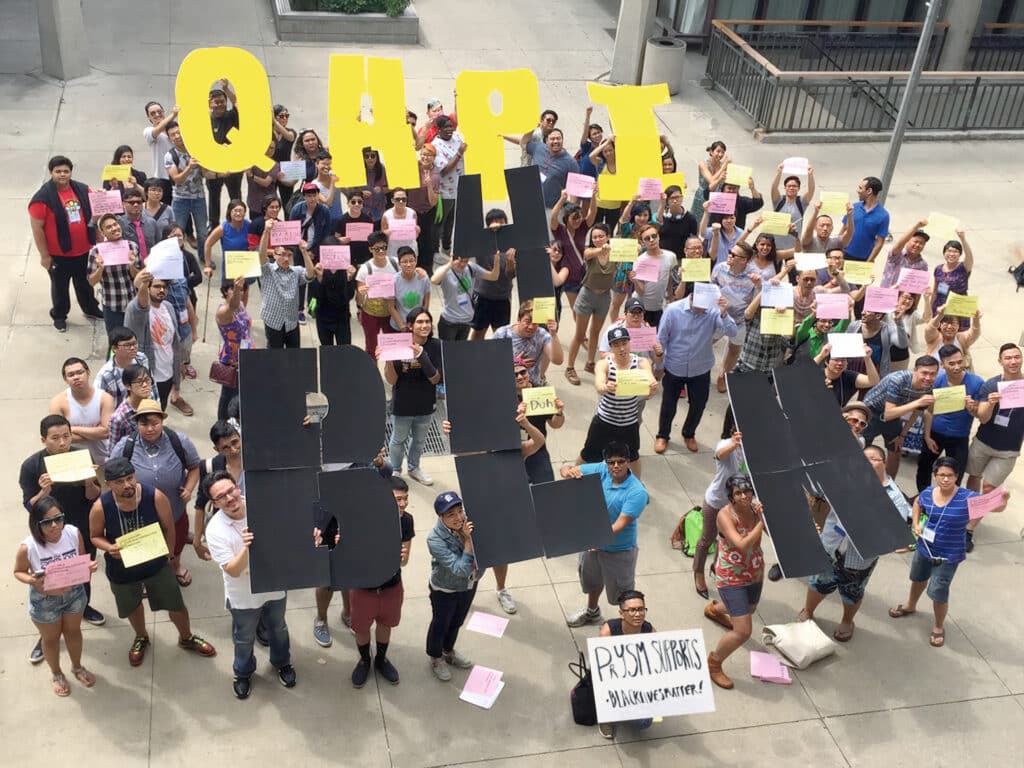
[101,484,165,584]
[607,618,654,635]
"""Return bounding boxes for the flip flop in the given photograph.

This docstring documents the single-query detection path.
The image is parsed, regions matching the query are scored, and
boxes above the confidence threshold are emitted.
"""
[833,624,854,642]
[888,605,916,618]
[176,568,192,587]
[929,629,945,648]
[72,666,96,687]
[52,673,71,697]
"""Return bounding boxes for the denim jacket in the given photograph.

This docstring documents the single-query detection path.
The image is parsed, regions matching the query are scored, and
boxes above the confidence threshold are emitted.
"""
[427,518,479,592]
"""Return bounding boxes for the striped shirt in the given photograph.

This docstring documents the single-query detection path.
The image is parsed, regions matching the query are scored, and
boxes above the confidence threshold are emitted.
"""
[918,485,976,565]
[596,355,642,427]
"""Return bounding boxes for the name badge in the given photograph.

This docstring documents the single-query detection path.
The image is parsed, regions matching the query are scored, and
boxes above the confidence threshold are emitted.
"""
[179,309,189,325]
[994,414,1010,428]
[457,293,471,307]
[920,527,936,543]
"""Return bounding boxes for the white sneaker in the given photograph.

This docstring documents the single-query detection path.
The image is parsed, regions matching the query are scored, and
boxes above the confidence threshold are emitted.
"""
[496,588,518,614]
[430,657,452,681]
[566,607,602,627]
[408,468,434,486]
[598,722,616,739]
[443,649,473,669]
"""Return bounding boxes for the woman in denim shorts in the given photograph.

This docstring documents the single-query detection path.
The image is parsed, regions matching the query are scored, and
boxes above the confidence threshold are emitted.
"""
[13,497,99,696]
[702,475,765,690]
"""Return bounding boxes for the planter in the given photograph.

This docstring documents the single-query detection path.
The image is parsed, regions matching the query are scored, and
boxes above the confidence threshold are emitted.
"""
[271,0,419,44]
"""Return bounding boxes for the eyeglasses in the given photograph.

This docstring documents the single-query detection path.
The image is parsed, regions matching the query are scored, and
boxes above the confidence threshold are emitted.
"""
[151,285,167,292]
[117,341,138,349]
[38,514,66,528]
[370,245,387,253]
[935,473,957,480]
[514,369,529,378]
[125,200,143,205]
[278,112,290,118]
[606,458,628,466]
[130,379,151,388]
[641,234,659,243]
[729,251,749,259]
[349,199,363,205]
[621,606,647,615]
[211,486,240,504]
[392,196,407,202]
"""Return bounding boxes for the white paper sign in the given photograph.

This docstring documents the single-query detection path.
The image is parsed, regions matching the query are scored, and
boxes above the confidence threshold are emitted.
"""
[795,252,827,271]
[781,156,809,175]
[587,629,715,722]
[761,282,794,308]
[691,282,721,310]
[826,332,865,359]
[278,160,306,182]
[145,238,184,281]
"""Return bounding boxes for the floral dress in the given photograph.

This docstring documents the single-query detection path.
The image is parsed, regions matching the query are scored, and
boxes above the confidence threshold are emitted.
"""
[218,303,253,365]
[714,506,764,589]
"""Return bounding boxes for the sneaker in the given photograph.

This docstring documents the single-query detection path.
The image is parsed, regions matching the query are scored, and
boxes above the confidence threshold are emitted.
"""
[30,638,44,664]
[340,612,354,634]
[178,633,217,657]
[83,605,106,626]
[53,318,67,333]
[965,530,975,553]
[183,364,198,380]
[408,468,434,486]
[768,564,783,582]
[233,676,252,699]
[375,656,400,684]
[496,588,518,615]
[443,649,473,669]
[277,664,297,688]
[84,308,104,321]
[566,607,602,628]
[255,624,270,647]
[129,635,150,666]
[430,657,452,682]
[313,618,333,648]
[352,657,371,688]
[298,311,307,325]
[598,722,616,739]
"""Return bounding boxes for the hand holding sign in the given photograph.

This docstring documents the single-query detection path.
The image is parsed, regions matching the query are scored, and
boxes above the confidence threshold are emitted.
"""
[614,369,651,397]
[637,177,662,200]
[43,450,96,484]
[379,332,414,361]
[725,164,752,187]
[89,189,124,215]
[760,308,794,336]
[97,239,133,266]
[609,238,637,262]
[997,380,1024,409]
[841,260,875,285]
[566,173,596,198]
[967,486,1008,520]
[628,326,658,352]
[366,272,395,299]
[863,286,898,313]
[897,268,929,294]
[319,245,352,271]
[932,384,966,415]
[707,192,736,215]
[117,522,169,568]
[225,251,261,279]
[942,293,978,317]
[818,191,848,218]
[632,256,660,282]
[44,555,93,590]
[678,258,711,283]
[759,212,792,236]
[270,220,301,246]
[523,386,558,416]
[346,222,373,242]
[388,217,417,241]
[814,293,849,321]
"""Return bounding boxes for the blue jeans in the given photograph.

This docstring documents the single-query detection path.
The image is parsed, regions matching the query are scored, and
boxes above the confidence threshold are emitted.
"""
[229,596,290,678]
[389,413,433,473]
[172,196,208,245]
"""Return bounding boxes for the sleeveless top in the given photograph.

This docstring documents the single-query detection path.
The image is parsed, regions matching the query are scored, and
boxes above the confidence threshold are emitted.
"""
[714,505,764,588]
[100,484,165,584]
[607,618,653,635]
[596,354,642,426]
[221,220,250,253]
[218,303,254,366]
[67,386,107,464]
[582,250,616,292]
[23,524,81,574]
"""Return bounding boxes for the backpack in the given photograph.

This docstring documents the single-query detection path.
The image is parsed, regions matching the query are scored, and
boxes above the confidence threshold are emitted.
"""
[672,506,716,558]
[774,195,805,215]
[1011,261,1024,292]
[122,428,188,469]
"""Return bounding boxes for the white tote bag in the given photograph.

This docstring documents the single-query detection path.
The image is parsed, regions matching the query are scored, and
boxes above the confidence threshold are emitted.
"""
[761,620,836,669]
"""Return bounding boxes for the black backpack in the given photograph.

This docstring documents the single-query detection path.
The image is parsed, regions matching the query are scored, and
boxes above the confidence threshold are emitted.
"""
[121,428,188,468]
[1011,261,1024,293]
[568,651,597,726]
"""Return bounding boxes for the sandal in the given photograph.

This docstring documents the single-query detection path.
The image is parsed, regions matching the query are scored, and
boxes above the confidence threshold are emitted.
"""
[52,672,71,697]
[72,666,96,687]
[565,367,581,386]
[833,624,854,642]
[716,373,727,393]
[183,364,198,380]
[929,629,945,647]
[171,397,194,417]
[888,605,916,619]
[176,568,192,587]
[178,633,217,657]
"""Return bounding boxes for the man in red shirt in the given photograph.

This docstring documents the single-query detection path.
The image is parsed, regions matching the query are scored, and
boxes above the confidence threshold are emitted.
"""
[29,155,103,332]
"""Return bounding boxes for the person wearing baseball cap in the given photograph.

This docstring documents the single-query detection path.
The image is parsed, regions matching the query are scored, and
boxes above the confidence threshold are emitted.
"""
[425,491,480,682]
[598,297,664,373]
[287,180,332,325]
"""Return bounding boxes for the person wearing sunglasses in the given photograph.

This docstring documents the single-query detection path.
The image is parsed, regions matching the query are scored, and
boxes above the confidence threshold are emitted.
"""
[817,348,880,407]
[381,187,420,261]
[629,223,677,329]
[14,496,100,696]
[595,589,656,739]
[561,441,649,628]
[355,231,400,358]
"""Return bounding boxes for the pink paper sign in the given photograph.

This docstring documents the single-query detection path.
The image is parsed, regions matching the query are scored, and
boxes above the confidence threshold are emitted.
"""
[43,554,92,590]
[388,217,417,241]
[708,191,737,215]
[346,222,373,242]
[270,220,301,247]
[632,256,660,282]
[97,239,132,266]
[750,651,792,684]
[967,486,1006,520]
[637,177,663,200]
[863,286,898,313]
[89,189,124,215]
[628,326,657,352]
[466,611,510,638]
[997,379,1024,409]
[897,267,930,294]
[319,245,351,271]
[814,293,849,321]
[366,272,395,299]
[565,172,596,198]
[379,332,414,361]
[464,665,502,696]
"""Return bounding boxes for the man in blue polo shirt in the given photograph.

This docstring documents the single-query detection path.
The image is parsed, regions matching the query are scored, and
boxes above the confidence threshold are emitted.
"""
[843,176,889,262]
[559,441,649,627]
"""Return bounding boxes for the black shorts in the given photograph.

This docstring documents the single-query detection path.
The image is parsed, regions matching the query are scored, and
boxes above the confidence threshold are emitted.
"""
[580,415,640,463]
[471,296,511,332]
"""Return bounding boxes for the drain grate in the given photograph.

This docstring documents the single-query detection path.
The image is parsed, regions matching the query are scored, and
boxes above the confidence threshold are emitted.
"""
[382,402,451,458]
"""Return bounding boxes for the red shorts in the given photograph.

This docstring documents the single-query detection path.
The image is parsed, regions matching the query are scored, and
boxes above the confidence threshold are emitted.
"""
[350,581,404,633]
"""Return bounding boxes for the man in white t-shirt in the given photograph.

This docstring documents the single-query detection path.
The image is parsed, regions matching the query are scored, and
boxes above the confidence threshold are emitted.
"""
[203,470,295,700]
[125,270,181,411]
[143,102,178,210]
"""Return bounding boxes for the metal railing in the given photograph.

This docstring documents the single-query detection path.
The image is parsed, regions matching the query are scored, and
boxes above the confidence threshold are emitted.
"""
[705,20,1024,133]
[967,24,1024,71]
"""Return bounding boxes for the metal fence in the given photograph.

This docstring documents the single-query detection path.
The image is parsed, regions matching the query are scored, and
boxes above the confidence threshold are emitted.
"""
[735,28,945,73]
[968,26,1024,71]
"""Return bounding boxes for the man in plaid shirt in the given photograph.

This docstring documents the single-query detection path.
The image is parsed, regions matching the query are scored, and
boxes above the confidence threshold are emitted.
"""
[95,328,149,408]
[861,356,939,479]
[87,215,140,334]
[258,220,316,349]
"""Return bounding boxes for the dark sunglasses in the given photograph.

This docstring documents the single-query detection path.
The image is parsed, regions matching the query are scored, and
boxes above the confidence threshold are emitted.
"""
[39,514,66,528]
[641,234,659,243]
[514,369,529,378]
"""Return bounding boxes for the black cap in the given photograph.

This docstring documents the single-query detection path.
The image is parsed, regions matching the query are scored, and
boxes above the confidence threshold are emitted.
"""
[607,326,631,343]
[103,457,136,482]
[625,298,644,313]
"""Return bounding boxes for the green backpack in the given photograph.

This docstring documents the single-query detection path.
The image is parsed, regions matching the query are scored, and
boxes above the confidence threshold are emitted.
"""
[681,506,715,558]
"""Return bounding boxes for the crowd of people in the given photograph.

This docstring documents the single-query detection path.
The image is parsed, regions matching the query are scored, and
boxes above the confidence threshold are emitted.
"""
[17,85,1019,733]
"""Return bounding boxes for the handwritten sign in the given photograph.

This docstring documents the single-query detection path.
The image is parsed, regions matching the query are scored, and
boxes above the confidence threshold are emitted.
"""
[932,384,966,415]
[628,326,658,352]
[750,650,792,685]
[942,293,978,318]
[724,164,752,187]
[43,450,95,483]
[637,177,662,200]
[102,164,131,181]
[460,665,504,709]
[781,156,809,176]
[795,252,827,272]
[225,250,261,279]
[565,172,596,198]
[968,486,1006,520]
[117,522,169,568]
[827,333,864,359]
[614,369,650,397]
[632,256,660,282]
[278,160,306,182]
[759,212,792,236]
[587,629,714,722]
[530,296,555,325]
[925,212,959,243]
[523,386,558,416]
[97,239,133,266]
[145,238,184,281]
[270,220,301,247]
[466,611,510,638]
[814,293,849,321]
[692,282,721,310]
[679,258,711,283]
[761,282,794,309]
[43,555,92,590]
[760,308,794,336]
[997,380,1024,409]
[379,332,414,361]
[707,191,736,215]
[609,238,637,262]
[319,245,351,271]
[89,189,124,215]
[819,191,848,218]
[841,260,875,285]
[897,267,930,294]
[346,222,373,242]
[863,286,898,313]
[388,216,417,241]
[366,272,395,299]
